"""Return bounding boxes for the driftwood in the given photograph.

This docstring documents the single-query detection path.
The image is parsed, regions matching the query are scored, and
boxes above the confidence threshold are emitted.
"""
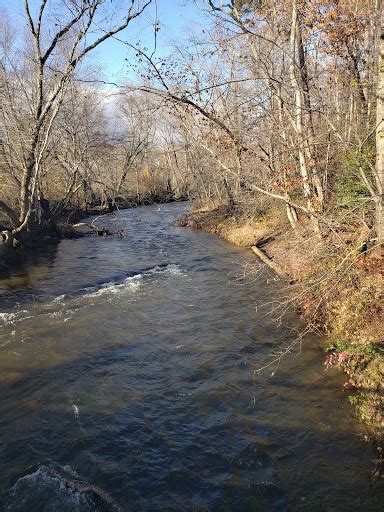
[72,223,113,236]
[251,232,288,278]
[253,232,280,248]
[251,245,286,276]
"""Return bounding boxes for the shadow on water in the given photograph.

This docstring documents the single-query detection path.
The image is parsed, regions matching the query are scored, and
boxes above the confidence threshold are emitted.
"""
[1,346,379,512]
[0,242,58,295]
[0,203,383,511]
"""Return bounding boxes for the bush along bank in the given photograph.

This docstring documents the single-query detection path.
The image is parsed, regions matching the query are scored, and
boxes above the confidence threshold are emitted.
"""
[177,204,383,468]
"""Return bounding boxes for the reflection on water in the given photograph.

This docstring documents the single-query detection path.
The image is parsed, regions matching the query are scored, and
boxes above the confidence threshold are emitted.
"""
[0,203,382,511]
[0,242,58,294]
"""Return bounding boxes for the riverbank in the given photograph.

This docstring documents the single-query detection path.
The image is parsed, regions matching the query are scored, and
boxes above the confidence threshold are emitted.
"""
[177,205,384,451]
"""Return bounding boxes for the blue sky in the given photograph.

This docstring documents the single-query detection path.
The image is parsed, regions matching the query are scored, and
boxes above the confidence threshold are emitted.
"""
[0,0,209,83]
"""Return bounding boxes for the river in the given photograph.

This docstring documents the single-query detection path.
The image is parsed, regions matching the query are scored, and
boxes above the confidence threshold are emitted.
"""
[0,203,382,511]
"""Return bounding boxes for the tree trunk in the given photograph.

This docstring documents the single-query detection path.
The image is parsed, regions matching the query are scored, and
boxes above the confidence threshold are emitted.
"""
[375,2,384,242]
[347,45,368,118]
[19,128,40,224]
[297,24,324,210]
[286,201,299,230]
[289,0,320,234]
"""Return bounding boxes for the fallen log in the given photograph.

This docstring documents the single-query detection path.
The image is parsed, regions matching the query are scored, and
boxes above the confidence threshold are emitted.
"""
[254,231,280,248]
[251,245,284,273]
[72,223,113,236]
[251,235,287,277]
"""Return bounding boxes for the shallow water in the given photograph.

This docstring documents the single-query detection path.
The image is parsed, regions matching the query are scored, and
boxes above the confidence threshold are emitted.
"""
[0,203,382,511]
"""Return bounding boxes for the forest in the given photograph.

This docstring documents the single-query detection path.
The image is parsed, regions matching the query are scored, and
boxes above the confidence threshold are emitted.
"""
[0,0,383,443]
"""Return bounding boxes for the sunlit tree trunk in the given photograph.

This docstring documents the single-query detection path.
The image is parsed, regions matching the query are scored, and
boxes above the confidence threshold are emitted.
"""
[289,0,320,233]
[375,0,384,242]
[297,23,324,210]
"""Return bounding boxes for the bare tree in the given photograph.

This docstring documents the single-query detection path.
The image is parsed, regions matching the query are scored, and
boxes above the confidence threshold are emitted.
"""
[375,0,384,242]
[0,0,151,240]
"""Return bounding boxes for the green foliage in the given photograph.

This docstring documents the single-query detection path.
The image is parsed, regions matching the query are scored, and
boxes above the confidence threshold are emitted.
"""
[350,391,384,432]
[334,146,374,207]
[327,334,383,434]
[326,337,382,361]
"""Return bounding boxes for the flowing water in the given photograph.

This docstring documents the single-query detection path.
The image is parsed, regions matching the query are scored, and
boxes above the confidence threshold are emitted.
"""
[0,203,382,511]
